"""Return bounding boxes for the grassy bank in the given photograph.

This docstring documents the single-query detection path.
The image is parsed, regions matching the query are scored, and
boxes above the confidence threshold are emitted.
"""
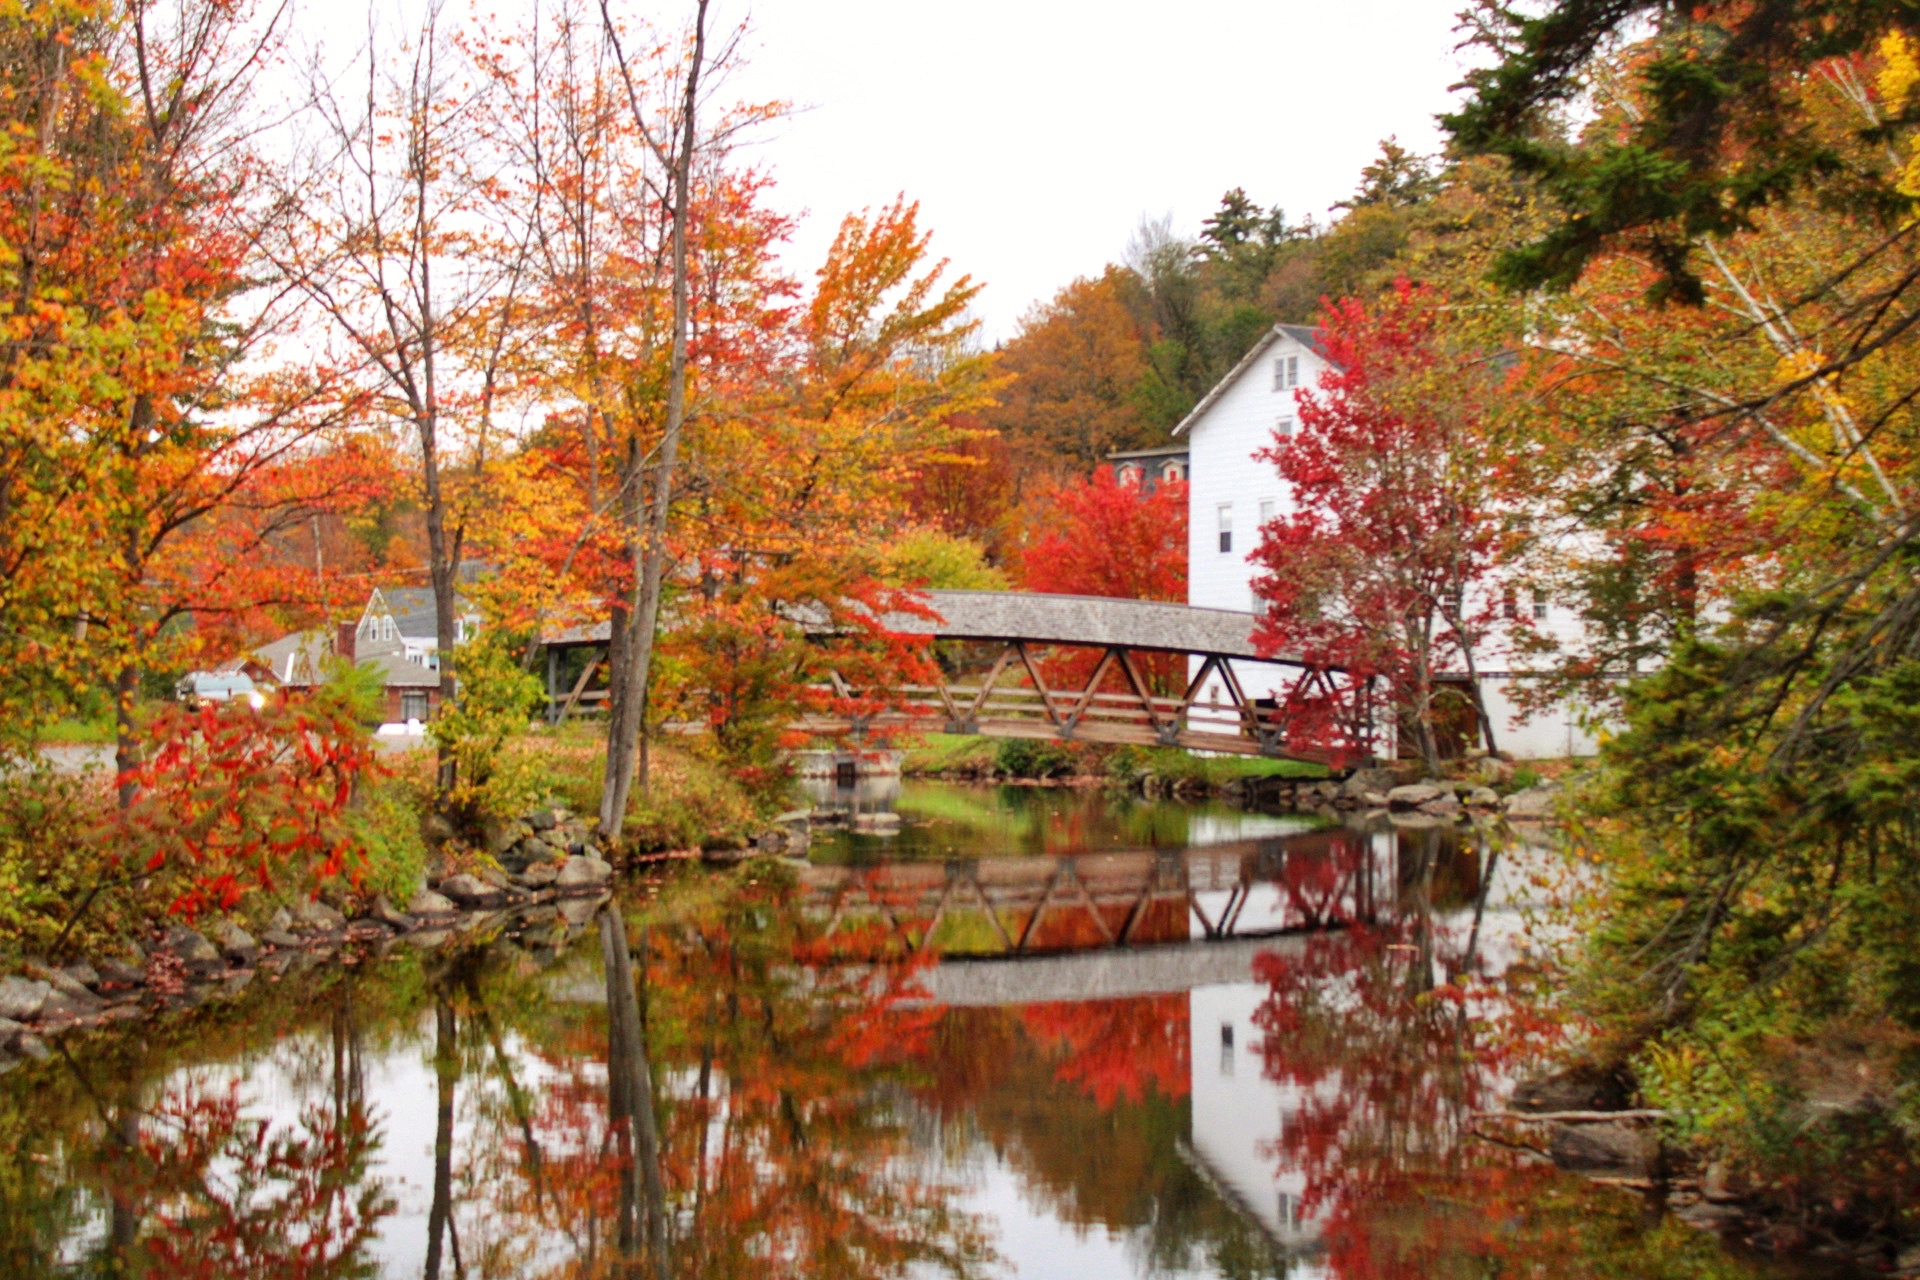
[899,732,1329,787]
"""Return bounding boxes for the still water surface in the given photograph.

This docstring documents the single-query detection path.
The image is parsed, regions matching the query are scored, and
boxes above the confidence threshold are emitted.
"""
[0,783,1813,1278]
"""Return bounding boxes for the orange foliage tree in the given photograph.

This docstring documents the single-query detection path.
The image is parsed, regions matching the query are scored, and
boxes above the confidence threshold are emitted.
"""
[0,0,379,778]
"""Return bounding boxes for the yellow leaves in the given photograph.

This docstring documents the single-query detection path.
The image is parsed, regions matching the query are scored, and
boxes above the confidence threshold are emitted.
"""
[1875,33,1920,204]
[1877,32,1920,115]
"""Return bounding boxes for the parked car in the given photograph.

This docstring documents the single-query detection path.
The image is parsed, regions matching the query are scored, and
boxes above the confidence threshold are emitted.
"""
[176,671,263,709]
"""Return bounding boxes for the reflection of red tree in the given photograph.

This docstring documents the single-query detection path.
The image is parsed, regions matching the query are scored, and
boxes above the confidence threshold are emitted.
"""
[1020,995,1191,1108]
[1254,922,1571,1280]
[109,1081,390,1279]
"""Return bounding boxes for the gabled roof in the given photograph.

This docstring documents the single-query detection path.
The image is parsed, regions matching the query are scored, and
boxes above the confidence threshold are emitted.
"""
[252,628,333,684]
[364,562,490,641]
[376,587,441,640]
[1170,323,1327,439]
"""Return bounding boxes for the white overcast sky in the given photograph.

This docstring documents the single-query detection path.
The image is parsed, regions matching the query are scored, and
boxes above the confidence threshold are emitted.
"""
[714,0,1480,341]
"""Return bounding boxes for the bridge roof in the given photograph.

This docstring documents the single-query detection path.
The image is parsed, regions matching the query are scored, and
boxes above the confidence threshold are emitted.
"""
[546,589,1294,663]
[897,590,1283,661]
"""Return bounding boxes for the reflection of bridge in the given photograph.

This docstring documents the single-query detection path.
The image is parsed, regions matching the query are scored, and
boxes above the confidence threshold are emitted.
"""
[801,828,1387,961]
[543,589,1376,767]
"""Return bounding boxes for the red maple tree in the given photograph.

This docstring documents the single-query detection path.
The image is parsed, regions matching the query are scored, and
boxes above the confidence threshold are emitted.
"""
[1018,466,1189,693]
[1251,281,1508,770]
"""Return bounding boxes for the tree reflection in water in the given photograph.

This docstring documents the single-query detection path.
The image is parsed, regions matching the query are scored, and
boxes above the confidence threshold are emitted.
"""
[0,827,1799,1280]
[1251,826,1758,1279]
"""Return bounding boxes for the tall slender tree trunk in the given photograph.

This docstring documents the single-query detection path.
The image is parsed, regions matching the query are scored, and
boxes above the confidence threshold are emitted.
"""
[600,906,669,1280]
[598,0,711,843]
[424,996,458,1280]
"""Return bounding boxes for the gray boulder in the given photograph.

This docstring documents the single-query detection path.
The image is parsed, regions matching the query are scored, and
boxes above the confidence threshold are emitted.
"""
[528,808,559,832]
[408,888,458,915]
[370,896,416,931]
[556,856,614,890]
[1504,788,1559,820]
[39,986,105,1019]
[1386,783,1446,810]
[217,921,259,964]
[1548,1122,1659,1178]
[438,873,506,907]
[96,957,145,987]
[482,820,522,856]
[291,900,347,932]
[60,961,100,989]
[0,978,51,1021]
[261,929,305,950]
[0,1017,22,1048]
[165,927,222,967]
[1464,786,1502,809]
[518,862,560,889]
[24,962,94,1001]
[1341,767,1402,798]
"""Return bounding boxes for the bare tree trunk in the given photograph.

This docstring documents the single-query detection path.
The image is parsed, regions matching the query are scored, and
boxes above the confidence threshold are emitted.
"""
[598,0,711,843]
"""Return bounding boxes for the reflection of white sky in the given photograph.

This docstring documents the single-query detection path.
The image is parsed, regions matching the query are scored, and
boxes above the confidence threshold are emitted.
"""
[911,1148,1221,1280]
[1183,813,1320,846]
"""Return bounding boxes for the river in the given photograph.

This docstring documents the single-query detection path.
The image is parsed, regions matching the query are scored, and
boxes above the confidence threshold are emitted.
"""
[0,781,1833,1278]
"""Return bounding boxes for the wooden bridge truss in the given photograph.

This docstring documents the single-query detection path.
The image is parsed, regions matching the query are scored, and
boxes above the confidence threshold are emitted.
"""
[541,590,1379,767]
[791,638,1376,768]
[799,838,1385,959]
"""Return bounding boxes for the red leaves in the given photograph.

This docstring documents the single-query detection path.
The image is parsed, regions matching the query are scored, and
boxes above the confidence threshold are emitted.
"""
[1251,281,1510,759]
[111,692,382,920]
[1020,466,1188,604]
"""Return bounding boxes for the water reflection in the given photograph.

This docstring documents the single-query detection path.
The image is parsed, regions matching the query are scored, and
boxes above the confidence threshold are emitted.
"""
[0,789,1799,1279]
[804,778,1320,862]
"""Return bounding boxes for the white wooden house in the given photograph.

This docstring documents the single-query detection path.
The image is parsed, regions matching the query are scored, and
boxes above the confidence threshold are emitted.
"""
[1172,324,1600,760]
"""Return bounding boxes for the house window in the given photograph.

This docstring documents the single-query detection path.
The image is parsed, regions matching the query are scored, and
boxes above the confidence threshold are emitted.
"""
[1503,585,1519,620]
[1162,460,1184,482]
[1273,354,1299,390]
[1259,498,1276,525]
[381,617,395,642]
[401,691,429,722]
[1116,462,1142,486]
[1217,503,1233,554]
[1533,587,1550,621]
[1275,415,1294,442]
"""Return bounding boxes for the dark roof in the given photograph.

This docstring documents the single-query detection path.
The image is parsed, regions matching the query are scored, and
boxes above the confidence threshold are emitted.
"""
[372,562,492,639]
[1275,323,1325,356]
[1106,445,1190,461]
[379,587,442,640]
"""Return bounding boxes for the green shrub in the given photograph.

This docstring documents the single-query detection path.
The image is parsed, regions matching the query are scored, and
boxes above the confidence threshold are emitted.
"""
[347,781,431,905]
[429,624,547,826]
[993,737,1078,778]
[0,763,116,963]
